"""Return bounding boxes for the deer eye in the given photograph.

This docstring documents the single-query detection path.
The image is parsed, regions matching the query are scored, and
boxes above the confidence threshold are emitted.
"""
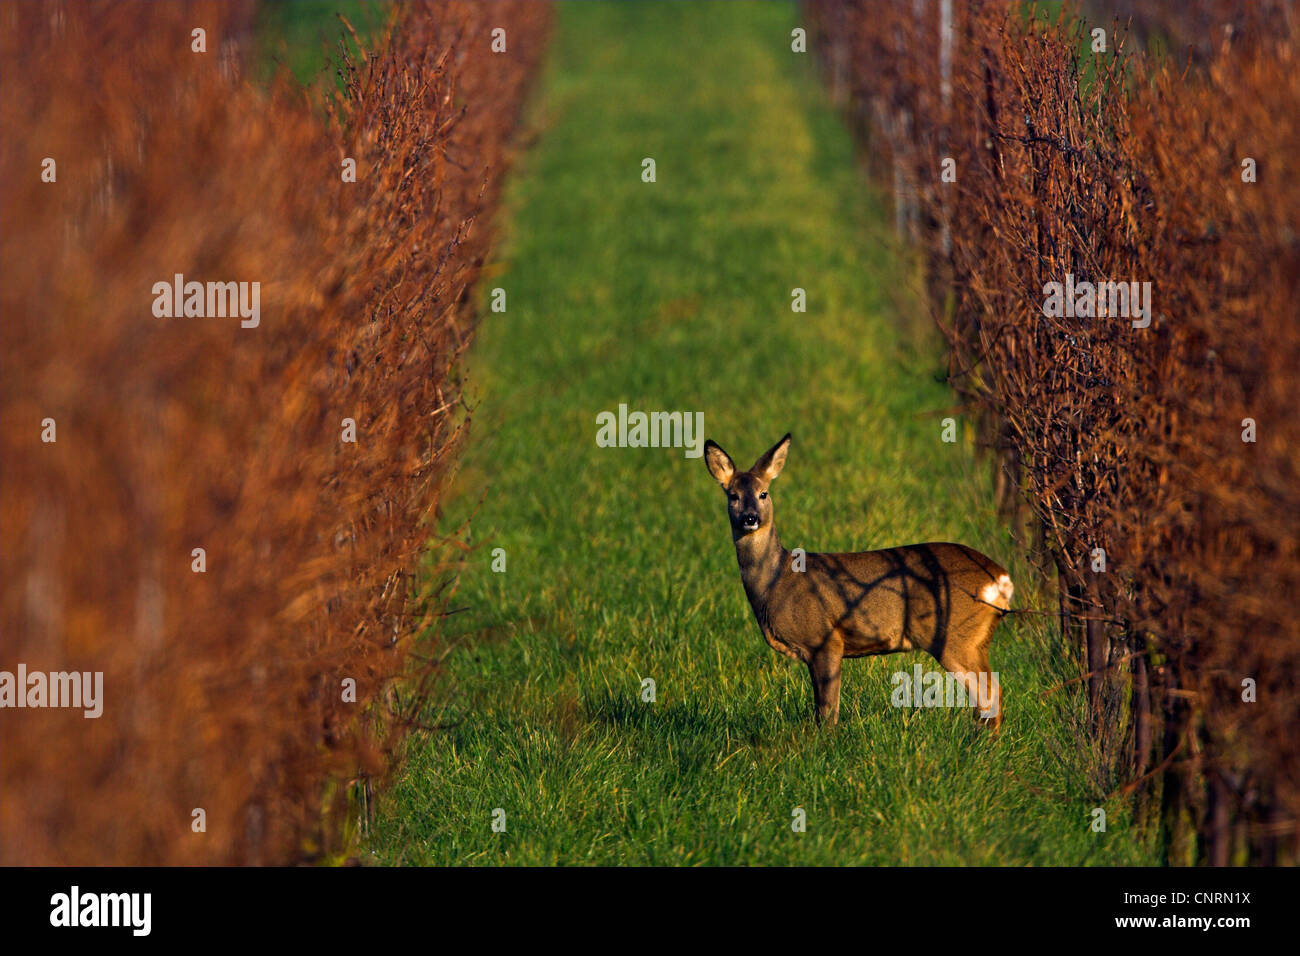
[759,492,768,499]
[728,492,739,502]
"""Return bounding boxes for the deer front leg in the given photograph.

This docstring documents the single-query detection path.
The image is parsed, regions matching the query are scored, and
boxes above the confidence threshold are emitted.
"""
[807,648,842,725]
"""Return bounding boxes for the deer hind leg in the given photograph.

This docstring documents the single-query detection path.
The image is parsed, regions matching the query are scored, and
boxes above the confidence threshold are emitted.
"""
[940,643,1002,732]
[807,647,842,726]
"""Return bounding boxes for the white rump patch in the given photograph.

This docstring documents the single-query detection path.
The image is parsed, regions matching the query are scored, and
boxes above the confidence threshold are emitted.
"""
[980,574,1014,611]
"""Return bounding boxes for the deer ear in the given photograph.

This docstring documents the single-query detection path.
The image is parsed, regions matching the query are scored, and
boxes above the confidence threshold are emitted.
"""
[752,433,791,482]
[704,440,735,486]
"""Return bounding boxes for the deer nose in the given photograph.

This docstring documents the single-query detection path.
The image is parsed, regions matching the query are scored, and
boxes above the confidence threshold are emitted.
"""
[740,513,760,530]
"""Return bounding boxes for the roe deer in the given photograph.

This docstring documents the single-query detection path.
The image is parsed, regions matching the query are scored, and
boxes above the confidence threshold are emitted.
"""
[704,434,1013,729]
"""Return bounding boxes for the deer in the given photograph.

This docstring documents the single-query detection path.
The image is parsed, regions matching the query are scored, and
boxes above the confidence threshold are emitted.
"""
[703,433,1013,730]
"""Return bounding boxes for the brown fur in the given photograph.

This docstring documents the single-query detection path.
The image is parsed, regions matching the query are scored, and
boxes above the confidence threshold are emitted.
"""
[705,434,1011,729]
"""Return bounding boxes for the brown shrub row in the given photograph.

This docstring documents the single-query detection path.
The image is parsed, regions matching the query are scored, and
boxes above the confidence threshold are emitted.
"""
[808,0,1299,863]
[0,0,550,864]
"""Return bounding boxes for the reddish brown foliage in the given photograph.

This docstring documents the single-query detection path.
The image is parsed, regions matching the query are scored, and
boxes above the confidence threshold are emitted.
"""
[0,0,549,864]
[809,0,1299,863]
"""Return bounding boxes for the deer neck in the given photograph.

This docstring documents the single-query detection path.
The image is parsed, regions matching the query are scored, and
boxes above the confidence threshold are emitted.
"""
[734,522,787,607]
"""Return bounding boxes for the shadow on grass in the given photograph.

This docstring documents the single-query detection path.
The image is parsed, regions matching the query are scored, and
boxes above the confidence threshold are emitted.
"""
[583,685,812,744]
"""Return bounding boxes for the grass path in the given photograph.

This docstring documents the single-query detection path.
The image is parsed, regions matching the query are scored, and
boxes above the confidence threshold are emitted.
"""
[368,1,1158,866]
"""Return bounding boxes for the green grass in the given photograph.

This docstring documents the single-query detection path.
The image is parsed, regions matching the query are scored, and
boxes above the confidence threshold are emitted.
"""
[366,0,1160,866]
[253,0,390,89]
